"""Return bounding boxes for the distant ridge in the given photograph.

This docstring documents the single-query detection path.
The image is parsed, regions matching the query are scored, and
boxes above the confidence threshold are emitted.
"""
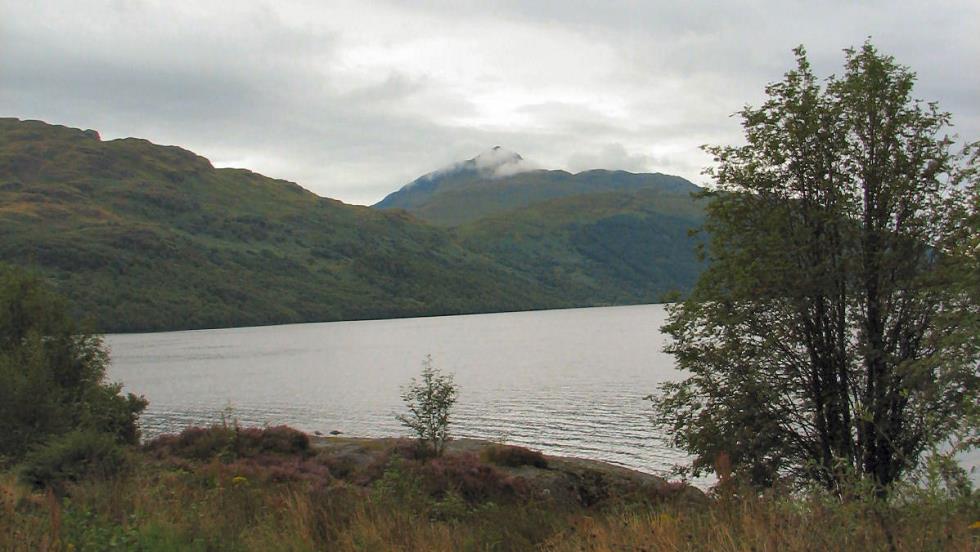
[374,148,698,226]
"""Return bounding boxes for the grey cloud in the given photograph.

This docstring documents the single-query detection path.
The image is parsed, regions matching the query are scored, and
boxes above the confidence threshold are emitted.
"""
[2,1,976,205]
[567,143,655,174]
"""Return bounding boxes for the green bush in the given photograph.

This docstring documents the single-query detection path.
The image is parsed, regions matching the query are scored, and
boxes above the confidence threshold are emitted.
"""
[420,453,530,503]
[145,424,311,461]
[61,505,143,551]
[145,426,236,461]
[237,425,310,456]
[19,430,129,492]
[481,445,548,469]
[0,266,147,465]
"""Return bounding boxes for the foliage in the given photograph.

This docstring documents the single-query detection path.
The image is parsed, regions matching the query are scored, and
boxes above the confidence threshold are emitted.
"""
[650,43,980,493]
[419,452,530,503]
[236,425,310,456]
[145,424,310,462]
[481,444,549,468]
[19,430,129,493]
[59,505,146,552]
[145,425,238,462]
[458,188,706,305]
[0,266,147,466]
[397,356,459,458]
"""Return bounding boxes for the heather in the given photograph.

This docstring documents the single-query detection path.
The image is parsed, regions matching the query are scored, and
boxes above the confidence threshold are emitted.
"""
[1,425,976,551]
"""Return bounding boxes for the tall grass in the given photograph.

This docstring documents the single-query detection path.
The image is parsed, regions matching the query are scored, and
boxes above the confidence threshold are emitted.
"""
[1,426,977,551]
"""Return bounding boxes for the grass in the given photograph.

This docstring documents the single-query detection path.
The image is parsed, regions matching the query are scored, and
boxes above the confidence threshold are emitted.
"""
[1,425,976,551]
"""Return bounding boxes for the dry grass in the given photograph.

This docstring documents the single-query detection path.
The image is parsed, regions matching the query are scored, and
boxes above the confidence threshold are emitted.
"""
[1,427,977,551]
[541,492,979,552]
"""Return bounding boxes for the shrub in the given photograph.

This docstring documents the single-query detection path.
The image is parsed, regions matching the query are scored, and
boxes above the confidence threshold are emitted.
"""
[420,453,530,503]
[145,425,236,461]
[0,266,146,464]
[350,447,396,486]
[60,506,143,551]
[145,424,311,462]
[19,430,128,493]
[237,425,310,456]
[371,457,428,507]
[481,445,548,469]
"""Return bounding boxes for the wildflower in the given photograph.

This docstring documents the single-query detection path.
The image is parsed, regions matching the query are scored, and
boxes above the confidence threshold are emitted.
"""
[970,520,980,530]
[232,475,248,486]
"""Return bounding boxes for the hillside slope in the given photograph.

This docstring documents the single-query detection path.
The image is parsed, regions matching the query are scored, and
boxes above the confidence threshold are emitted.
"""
[456,188,705,305]
[0,119,566,332]
[0,119,706,332]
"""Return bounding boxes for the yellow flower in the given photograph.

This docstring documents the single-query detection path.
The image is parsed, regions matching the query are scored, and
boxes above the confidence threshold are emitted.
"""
[970,520,980,530]
[232,476,248,486]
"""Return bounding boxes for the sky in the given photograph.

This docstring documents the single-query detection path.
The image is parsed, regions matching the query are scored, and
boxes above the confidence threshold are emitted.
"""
[2,1,978,205]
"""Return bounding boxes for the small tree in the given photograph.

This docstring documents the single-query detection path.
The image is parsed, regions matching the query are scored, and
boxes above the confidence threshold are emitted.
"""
[397,355,458,457]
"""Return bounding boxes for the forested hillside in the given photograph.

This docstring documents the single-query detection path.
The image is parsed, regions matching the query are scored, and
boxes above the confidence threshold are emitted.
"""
[0,119,567,331]
[0,119,704,332]
[456,189,704,305]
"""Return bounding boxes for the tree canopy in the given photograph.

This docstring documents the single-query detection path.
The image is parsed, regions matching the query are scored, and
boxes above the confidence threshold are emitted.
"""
[651,43,979,493]
[0,265,147,465]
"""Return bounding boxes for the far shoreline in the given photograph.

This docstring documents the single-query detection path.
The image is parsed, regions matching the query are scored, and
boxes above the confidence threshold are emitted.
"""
[105,301,674,336]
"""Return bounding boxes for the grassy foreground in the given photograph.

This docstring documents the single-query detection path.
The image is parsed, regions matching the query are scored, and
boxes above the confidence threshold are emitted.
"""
[1,425,976,551]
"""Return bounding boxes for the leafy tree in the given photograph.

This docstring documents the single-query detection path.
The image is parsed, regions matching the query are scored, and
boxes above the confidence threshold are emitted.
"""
[397,355,458,457]
[650,43,979,494]
[0,265,147,465]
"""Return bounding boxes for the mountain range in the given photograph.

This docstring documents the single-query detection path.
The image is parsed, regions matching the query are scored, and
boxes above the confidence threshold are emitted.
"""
[0,118,705,332]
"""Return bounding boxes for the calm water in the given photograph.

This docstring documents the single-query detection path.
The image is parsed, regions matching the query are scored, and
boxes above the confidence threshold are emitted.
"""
[107,304,688,476]
[106,303,978,482]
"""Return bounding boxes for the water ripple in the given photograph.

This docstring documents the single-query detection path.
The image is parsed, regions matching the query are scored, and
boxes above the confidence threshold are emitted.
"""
[111,305,696,479]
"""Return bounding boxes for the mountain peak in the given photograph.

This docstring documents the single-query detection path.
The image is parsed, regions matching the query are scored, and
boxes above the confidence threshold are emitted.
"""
[374,146,537,208]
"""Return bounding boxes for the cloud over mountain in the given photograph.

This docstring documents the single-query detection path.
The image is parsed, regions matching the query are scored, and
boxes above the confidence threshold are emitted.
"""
[2,1,976,204]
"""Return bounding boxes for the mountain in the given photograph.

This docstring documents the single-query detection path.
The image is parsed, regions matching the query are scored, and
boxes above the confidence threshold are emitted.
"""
[0,118,569,332]
[0,119,706,332]
[374,147,699,226]
[374,146,529,211]
[374,147,707,304]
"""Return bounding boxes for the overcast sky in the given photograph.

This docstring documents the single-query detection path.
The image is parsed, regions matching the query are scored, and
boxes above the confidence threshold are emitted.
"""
[3,1,978,205]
